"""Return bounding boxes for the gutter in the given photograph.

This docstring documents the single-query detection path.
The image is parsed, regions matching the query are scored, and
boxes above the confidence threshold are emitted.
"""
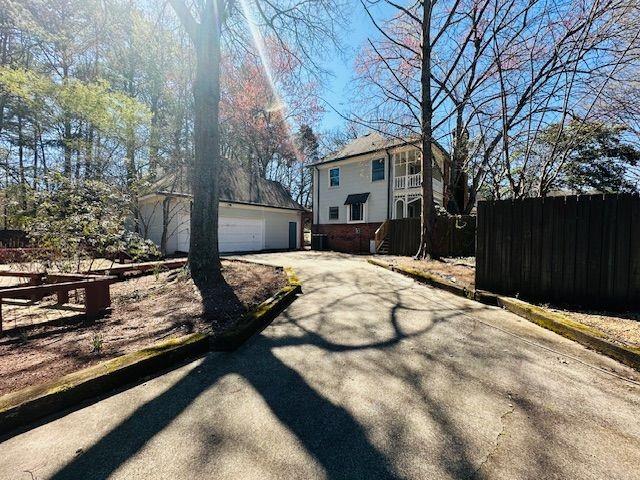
[308,138,449,169]
[141,192,306,212]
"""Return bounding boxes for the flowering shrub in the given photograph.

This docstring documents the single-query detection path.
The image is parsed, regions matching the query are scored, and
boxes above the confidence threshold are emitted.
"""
[25,174,160,269]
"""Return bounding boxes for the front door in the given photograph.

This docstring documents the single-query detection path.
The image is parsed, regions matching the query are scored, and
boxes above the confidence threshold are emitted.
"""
[288,222,297,250]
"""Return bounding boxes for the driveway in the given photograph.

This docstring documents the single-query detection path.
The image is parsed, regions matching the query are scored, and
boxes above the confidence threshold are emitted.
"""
[1,251,639,480]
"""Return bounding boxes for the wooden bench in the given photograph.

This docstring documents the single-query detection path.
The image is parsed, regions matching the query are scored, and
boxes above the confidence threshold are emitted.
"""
[0,277,115,332]
[0,271,46,286]
[0,271,47,301]
[88,258,188,279]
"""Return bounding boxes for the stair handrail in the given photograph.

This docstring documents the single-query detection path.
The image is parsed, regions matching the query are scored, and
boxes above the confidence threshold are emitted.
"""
[374,220,391,253]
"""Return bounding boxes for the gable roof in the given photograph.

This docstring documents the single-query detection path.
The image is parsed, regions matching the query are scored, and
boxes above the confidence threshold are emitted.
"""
[312,132,448,167]
[145,162,305,211]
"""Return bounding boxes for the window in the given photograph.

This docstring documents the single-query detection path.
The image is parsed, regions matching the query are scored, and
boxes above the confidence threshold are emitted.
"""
[349,203,364,222]
[329,206,339,220]
[371,158,385,181]
[329,167,340,187]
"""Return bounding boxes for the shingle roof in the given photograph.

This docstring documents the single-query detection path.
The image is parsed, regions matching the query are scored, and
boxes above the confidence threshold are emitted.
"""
[317,133,405,164]
[312,132,448,167]
[147,162,305,211]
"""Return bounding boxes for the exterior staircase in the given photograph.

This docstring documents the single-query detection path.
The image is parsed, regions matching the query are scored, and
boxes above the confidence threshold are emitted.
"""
[374,220,391,255]
[377,237,390,254]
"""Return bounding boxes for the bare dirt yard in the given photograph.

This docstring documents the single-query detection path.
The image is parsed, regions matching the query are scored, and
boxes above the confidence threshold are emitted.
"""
[546,307,640,350]
[375,255,640,350]
[381,255,476,289]
[0,260,285,396]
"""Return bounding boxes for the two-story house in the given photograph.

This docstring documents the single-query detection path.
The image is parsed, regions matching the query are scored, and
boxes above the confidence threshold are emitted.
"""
[311,132,449,253]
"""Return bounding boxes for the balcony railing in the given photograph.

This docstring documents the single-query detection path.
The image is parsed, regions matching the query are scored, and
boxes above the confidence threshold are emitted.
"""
[394,173,422,189]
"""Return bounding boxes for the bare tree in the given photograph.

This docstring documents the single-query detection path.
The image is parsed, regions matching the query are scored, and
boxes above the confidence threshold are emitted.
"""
[356,0,640,223]
[167,0,344,307]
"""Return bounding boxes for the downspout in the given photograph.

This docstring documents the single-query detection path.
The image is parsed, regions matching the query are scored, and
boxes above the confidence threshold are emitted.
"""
[314,166,320,225]
[385,148,392,220]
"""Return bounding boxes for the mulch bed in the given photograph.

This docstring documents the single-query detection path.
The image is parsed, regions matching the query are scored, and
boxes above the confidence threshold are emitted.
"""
[0,260,285,396]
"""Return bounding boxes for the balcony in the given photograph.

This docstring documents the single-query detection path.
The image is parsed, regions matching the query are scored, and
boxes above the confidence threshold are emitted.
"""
[394,172,422,189]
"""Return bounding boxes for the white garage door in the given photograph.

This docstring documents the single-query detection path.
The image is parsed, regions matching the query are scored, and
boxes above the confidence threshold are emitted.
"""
[219,217,265,253]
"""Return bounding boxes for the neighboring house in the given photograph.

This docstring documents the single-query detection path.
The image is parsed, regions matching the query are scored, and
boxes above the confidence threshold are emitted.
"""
[311,133,450,253]
[139,164,305,255]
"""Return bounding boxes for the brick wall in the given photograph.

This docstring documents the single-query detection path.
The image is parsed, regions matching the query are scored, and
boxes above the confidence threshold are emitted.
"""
[312,223,381,253]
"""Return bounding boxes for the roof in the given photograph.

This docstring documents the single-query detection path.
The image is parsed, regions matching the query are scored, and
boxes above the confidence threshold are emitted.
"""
[344,193,370,205]
[145,162,305,211]
[311,132,448,167]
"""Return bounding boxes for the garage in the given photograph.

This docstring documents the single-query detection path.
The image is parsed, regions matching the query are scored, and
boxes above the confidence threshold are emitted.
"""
[219,217,265,252]
[138,165,305,254]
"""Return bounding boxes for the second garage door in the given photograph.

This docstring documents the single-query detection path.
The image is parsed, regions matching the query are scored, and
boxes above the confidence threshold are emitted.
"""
[219,217,265,253]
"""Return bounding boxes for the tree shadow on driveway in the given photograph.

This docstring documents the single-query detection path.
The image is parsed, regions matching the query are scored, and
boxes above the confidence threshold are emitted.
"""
[49,335,404,480]
[42,257,607,480]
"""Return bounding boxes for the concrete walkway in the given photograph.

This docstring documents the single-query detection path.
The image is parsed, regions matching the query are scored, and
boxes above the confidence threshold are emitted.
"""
[1,251,639,480]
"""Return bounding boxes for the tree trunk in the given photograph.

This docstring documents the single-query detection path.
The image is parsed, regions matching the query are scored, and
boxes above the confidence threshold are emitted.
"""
[416,0,437,260]
[189,1,224,290]
[449,116,469,214]
[149,96,160,180]
[160,196,171,255]
[62,64,73,177]
[17,115,27,210]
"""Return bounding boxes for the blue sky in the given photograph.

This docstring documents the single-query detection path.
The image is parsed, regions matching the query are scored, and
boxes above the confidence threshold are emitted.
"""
[319,1,393,132]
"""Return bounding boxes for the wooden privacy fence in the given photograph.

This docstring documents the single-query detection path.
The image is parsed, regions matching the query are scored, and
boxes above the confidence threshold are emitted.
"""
[476,194,640,309]
[385,215,476,257]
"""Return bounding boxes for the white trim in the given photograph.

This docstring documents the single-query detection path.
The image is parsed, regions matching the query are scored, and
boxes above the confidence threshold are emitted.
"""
[219,201,303,214]
[314,141,447,171]
[346,202,367,224]
[328,166,341,189]
[139,193,304,214]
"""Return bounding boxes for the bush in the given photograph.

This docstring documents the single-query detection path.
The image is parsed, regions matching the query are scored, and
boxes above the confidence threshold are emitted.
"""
[24,175,160,269]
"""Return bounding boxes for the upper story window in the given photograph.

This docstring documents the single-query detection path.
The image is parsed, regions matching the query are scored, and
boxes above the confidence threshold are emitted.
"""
[371,158,385,182]
[329,206,339,220]
[329,167,340,188]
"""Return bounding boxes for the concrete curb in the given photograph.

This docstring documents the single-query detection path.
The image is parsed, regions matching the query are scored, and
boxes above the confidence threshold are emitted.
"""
[367,257,640,371]
[210,267,302,351]
[367,259,476,300]
[0,267,302,436]
[0,333,209,436]
[497,297,640,371]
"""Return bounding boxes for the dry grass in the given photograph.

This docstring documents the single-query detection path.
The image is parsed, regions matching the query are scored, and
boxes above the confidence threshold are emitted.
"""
[382,255,476,289]
[547,307,640,350]
[376,254,640,350]
[0,260,285,396]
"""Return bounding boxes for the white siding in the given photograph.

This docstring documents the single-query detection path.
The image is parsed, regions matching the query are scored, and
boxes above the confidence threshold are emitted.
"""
[313,145,447,225]
[316,150,390,224]
[139,195,302,254]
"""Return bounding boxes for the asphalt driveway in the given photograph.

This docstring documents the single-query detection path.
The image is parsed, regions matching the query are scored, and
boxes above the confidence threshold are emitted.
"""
[1,251,639,479]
